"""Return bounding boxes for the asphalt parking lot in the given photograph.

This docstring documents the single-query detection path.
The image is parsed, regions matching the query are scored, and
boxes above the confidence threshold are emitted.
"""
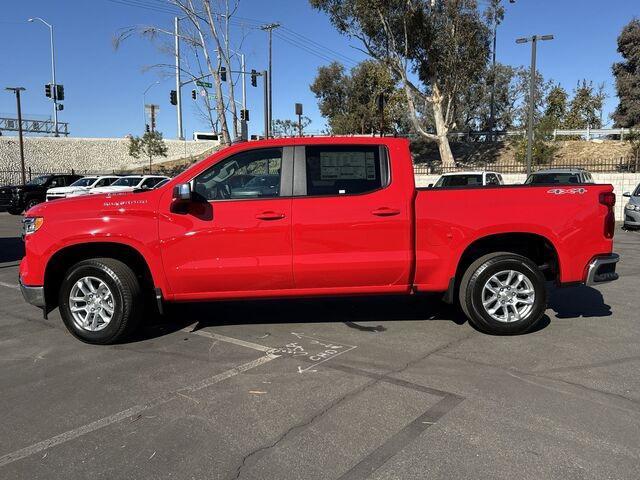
[0,212,639,479]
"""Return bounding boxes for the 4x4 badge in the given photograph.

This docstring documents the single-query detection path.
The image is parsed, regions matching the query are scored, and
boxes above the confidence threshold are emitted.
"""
[547,188,587,195]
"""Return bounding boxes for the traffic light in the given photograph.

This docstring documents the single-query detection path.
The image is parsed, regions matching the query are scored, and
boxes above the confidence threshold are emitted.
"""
[55,84,64,101]
[57,104,64,111]
[170,90,177,106]
[240,109,249,122]
[220,67,227,82]
[191,89,197,100]
[145,124,150,133]
[45,83,52,98]
[250,69,258,87]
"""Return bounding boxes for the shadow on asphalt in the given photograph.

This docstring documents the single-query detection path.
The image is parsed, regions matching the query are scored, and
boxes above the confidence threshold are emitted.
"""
[129,285,612,344]
[130,294,468,343]
[0,237,24,263]
[548,285,612,319]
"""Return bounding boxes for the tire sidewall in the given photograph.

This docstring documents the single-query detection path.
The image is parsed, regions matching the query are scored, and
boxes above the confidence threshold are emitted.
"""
[468,256,547,335]
[59,263,127,344]
[25,198,40,211]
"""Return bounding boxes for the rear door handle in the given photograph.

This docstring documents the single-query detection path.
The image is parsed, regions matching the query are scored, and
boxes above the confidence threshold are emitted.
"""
[256,211,286,220]
[371,207,401,217]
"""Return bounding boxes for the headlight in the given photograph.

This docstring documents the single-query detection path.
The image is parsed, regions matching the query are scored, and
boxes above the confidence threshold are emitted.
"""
[22,217,44,235]
[626,204,640,211]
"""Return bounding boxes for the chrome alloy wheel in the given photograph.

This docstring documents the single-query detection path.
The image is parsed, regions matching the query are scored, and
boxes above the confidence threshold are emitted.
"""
[69,276,115,332]
[481,270,535,323]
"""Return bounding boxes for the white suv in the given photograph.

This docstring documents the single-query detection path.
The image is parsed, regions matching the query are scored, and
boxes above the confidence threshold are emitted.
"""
[46,176,121,201]
[433,171,504,188]
[90,175,170,194]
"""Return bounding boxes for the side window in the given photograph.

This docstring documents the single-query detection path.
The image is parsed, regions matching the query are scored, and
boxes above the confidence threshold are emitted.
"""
[50,176,64,188]
[304,145,387,196]
[193,148,282,201]
[486,174,499,185]
[141,177,163,189]
[95,178,111,187]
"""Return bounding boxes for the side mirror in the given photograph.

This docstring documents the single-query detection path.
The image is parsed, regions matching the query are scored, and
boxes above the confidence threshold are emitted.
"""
[623,192,632,198]
[427,183,434,188]
[173,183,191,201]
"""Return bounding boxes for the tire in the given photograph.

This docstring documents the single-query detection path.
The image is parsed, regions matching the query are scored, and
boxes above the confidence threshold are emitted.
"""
[459,252,547,335]
[58,258,143,344]
[7,207,22,215]
[24,198,41,212]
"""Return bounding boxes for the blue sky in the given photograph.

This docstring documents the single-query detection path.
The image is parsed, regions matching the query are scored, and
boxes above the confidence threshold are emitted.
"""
[0,0,637,139]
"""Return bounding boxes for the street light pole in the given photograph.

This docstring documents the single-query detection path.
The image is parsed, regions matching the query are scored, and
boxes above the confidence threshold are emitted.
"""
[6,87,27,185]
[516,34,554,175]
[28,17,58,137]
[261,23,280,137]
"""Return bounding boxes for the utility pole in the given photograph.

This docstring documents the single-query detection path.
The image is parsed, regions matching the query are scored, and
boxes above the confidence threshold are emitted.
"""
[261,23,280,137]
[6,87,27,185]
[516,34,554,175]
[174,16,184,140]
[240,54,248,140]
[28,17,58,137]
[488,0,514,141]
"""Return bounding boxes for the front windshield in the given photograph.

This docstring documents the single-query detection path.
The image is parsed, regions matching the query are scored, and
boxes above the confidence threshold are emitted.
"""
[111,177,142,187]
[70,177,97,187]
[26,176,50,186]
[434,174,483,187]
[634,184,640,196]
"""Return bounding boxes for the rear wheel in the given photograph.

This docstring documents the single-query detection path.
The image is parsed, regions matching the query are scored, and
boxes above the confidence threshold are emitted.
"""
[59,258,143,344]
[459,252,547,335]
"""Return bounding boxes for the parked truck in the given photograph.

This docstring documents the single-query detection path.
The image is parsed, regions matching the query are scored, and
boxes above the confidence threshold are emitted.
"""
[19,137,619,344]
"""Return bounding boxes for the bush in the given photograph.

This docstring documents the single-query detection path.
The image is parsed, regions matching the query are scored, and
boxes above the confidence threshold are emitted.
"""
[511,117,559,165]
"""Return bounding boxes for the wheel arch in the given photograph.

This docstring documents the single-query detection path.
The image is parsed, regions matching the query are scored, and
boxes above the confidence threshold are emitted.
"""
[44,241,157,310]
[455,232,560,286]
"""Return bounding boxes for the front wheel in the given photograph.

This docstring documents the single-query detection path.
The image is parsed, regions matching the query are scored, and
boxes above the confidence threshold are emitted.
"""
[459,253,547,335]
[59,258,143,344]
[7,207,22,215]
[24,198,41,211]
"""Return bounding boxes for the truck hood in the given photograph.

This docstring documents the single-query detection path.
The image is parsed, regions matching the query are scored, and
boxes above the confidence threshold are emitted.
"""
[47,186,90,195]
[26,190,157,217]
[0,184,40,193]
[628,195,640,206]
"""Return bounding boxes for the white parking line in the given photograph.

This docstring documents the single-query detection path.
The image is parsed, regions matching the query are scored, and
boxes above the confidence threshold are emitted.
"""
[0,281,19,290]
[181,326,273,353]
[0,337,278,467]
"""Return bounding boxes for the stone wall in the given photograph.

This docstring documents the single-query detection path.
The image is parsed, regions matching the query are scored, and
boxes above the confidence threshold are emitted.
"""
[0,136,218,176]
[415,173,640,221]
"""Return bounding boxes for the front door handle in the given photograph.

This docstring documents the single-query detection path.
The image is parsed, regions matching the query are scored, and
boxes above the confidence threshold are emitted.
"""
[256,211,286,220]
[371,207,401,217]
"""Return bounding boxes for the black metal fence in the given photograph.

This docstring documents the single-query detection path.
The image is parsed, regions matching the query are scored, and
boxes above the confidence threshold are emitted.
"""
[0,168,102,186]
[413,155,640,175]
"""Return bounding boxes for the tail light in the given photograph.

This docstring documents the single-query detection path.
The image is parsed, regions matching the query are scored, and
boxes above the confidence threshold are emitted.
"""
[599,192,616,239]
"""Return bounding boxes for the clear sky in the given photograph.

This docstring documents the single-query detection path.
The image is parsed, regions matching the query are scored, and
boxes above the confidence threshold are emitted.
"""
[0,0,637,140]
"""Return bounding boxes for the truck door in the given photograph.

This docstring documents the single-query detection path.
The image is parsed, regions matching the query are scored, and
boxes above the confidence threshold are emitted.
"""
[291,144,413,291]
[158,147,295,298]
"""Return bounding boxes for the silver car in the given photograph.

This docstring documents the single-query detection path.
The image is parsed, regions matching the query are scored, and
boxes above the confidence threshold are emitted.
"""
[623,184,640,230]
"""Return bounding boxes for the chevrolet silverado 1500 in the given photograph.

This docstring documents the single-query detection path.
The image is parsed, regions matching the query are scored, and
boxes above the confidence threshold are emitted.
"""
[19,137,619,344]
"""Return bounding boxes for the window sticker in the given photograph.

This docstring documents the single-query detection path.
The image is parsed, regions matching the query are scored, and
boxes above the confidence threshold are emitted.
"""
[320,151,377,180]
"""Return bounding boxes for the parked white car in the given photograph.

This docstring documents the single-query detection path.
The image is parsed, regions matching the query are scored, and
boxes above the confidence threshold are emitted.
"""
[432,171,504,188]
[90,175,170,195]
[46,176,121,201]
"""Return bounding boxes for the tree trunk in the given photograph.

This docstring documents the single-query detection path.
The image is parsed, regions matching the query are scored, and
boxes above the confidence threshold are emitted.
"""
[431,85,455,167]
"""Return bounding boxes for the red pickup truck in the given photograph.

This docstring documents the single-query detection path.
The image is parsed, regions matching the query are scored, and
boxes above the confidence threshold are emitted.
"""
[19,137,619,344]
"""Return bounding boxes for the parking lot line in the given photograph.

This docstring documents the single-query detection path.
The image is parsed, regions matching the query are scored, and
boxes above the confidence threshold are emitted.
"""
[181,326,274,353]
[0,353,278,468]
[0,281,19,290]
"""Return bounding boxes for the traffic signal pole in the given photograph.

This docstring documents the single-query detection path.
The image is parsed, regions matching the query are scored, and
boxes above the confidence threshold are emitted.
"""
[5,88,27,184]
[174,16,184,140]
[263,70,269,139]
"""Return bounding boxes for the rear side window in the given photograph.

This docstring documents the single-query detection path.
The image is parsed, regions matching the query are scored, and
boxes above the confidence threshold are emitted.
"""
[304,146,387,196]
[486,174,500,185]
[141,177,164,188]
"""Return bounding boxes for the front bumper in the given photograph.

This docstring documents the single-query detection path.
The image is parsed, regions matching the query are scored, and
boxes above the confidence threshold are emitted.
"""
[585,254,619,286]
[19,279,46,308]
[624,208,640,227]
